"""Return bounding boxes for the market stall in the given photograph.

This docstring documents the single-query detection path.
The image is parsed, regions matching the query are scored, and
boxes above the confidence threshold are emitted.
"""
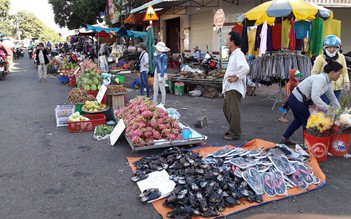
[127,139,326,218]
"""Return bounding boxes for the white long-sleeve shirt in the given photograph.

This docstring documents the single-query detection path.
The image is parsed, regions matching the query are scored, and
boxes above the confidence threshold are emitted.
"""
[139,51,149,73]
[222,48,250,97]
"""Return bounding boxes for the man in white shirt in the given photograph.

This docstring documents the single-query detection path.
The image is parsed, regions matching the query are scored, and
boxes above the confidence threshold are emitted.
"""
[222,31,250,140]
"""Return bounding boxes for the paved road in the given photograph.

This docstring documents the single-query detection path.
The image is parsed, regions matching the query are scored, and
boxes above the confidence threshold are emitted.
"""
[0,56,350,219]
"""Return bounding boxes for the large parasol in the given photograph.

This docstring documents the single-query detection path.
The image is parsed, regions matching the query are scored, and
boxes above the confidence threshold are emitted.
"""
[146,26,155,74]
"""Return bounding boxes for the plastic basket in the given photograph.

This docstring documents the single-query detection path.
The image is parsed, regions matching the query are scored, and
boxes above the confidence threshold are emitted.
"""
[75,103,87,115]
[86,91,107,104]
[69,75,76,87]
[55,104,75,118]
[68,114,106,133]
[56,116,69,127]
[58,76,69,82]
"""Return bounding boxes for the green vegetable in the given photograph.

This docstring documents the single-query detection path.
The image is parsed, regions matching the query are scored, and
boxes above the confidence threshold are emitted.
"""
[95,125,114,137]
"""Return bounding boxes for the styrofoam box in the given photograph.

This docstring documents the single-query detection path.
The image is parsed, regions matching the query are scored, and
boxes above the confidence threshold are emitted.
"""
[55,105,75,118]
[56,116,69,127]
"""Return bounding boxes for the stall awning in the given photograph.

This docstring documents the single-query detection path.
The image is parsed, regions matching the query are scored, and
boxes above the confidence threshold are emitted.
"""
[124,13,146,25]
[80,24,147,39]
[130,0,219,14]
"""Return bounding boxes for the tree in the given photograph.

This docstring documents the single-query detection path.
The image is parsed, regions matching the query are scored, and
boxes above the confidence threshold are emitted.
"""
[49,0,107,29]
[0,0,10,18]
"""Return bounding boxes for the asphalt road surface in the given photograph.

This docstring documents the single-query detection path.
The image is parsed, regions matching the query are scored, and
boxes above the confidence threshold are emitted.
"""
[0,56,350,219]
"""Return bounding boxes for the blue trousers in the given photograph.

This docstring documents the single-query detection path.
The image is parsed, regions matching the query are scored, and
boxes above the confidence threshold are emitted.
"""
[140,71,150,97]
[321,90,341,104]
[283,94,310,139]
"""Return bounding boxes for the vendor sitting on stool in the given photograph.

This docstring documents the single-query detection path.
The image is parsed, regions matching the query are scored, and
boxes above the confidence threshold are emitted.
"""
[192,46,201,62]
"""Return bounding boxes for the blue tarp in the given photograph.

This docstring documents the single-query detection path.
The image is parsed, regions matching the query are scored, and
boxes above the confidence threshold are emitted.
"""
[83,24,147,39]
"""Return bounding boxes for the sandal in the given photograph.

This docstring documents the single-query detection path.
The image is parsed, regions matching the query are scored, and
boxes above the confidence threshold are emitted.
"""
[290,172,308,190]
[262,172,276,197]
[272,171,287,195]
[294,163,314,184]
[269,155,294,175]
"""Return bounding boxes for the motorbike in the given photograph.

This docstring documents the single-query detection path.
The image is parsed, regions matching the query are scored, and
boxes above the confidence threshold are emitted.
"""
[343,51,351,75]
[14,47,23,59]
[28,48,33,59]
[0,53,8,80]
[201,46,218,74]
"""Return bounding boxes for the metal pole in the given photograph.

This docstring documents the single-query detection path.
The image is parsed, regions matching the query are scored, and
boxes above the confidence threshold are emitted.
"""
[219,28,222,69]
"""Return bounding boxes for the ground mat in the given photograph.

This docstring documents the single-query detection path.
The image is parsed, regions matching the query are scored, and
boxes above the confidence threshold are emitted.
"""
[127,139,326,219]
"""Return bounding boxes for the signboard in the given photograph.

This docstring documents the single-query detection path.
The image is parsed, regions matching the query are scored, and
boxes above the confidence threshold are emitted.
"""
[96,84,107,103]
[214,9,225,29]
[143,5,159,21]
[107,0,120,24]
[110,119,126,146]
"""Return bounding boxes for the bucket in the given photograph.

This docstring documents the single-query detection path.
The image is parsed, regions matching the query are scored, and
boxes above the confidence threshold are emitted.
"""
[69,75,76,87]
[304,130,330,162]
[174,82,184,96]
[329,133,350,156]
[75,103,87,115]
[115,75,125,84]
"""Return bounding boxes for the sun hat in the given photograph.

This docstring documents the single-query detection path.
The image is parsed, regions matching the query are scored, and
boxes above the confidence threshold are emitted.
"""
[154,42,170,52]
[137,43,147,50]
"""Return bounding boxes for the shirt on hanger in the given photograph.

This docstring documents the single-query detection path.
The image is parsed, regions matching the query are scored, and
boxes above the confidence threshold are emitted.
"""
[289,18,296,51]
[272,23,282,50]
[308,17,324,57]
[282,19,291,49]
[259,21,268,57]
[294,20,310,39]
[248,28,258,56]
[323,19,341,39]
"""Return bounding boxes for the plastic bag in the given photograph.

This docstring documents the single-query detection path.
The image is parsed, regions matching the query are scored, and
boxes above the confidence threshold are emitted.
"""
[166,108,181,120]
[189,89,202,97]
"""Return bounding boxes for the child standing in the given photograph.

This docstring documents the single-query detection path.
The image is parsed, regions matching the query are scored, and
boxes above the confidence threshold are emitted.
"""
[279,69,302,123]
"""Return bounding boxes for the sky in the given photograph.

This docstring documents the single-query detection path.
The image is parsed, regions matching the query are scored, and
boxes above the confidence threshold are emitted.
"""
[9,0,71,37]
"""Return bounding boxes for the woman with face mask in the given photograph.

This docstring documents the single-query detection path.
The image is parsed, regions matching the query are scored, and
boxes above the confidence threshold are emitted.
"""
[311,35,349,104]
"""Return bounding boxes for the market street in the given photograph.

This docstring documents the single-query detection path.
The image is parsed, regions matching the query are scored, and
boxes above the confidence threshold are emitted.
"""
[0,56,350,218]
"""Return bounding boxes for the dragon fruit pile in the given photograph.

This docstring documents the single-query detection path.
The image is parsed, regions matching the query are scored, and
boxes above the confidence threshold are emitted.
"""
[115,97,183,146]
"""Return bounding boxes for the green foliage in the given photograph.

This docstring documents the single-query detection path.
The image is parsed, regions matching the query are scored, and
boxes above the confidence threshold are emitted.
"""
[0,0,10,18]
[0,10,63,42]
[49,0,107,29]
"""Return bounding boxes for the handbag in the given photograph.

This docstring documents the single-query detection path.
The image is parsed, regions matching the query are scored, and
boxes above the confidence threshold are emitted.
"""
[134,52,146,71]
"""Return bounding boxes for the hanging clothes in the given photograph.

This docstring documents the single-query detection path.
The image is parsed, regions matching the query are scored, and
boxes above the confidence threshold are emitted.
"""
[232,24,243,35]
[254,25,263,51]
[272,23,282,51]
[323,19,341,39]
[289,18,296,52]
[282,19,291,49]
[266,24,273,55]
[308,17,324,57]
[251,53,312,82]
[241,21,249,55]
[259,21,268,57]
[248,28,258,56]
[294,20,310,39]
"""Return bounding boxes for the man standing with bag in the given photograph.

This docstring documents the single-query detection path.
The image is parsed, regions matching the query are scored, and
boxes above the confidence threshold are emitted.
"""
[35,42,50,82]
[222,31,250,140]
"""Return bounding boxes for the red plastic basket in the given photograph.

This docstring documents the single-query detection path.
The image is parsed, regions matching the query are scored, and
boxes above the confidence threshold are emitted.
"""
[68,114,106,133]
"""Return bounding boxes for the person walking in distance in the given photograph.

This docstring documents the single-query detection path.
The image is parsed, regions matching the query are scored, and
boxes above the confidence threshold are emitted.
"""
[137,43,150,97]
[222,31,250,140]
[152,42,169,106]
[35,42,50,82]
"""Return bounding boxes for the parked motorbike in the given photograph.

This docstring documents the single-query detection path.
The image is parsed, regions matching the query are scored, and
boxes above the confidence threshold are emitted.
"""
[28,48,33,59]
[0,53,8,80]
[201,46,218,73]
